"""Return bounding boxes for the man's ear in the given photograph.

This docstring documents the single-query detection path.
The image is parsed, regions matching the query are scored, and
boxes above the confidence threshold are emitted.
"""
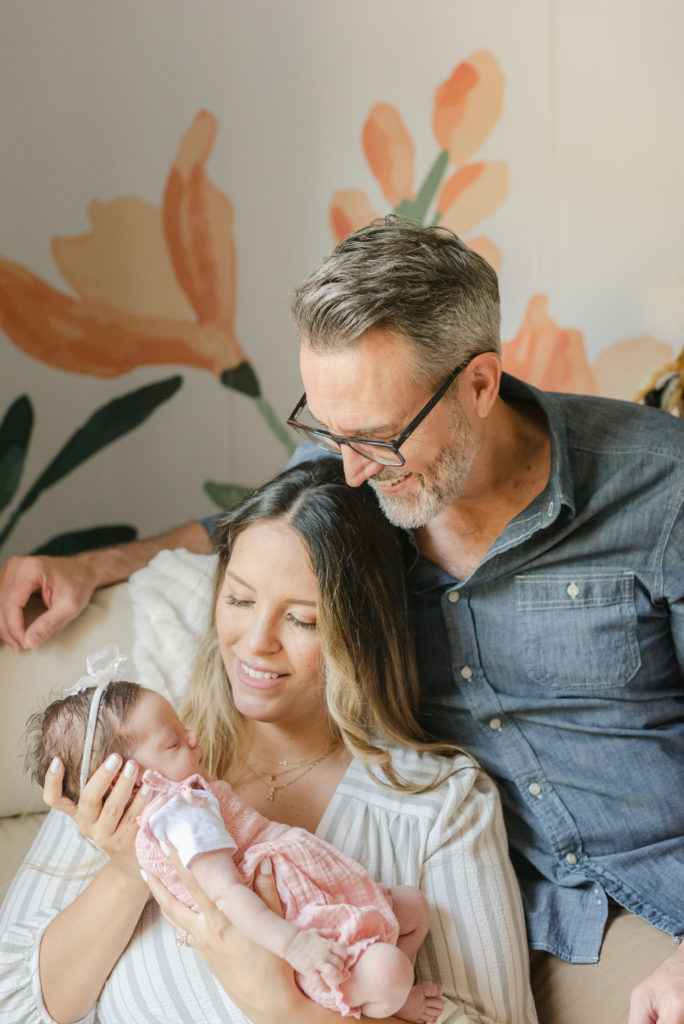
[461,352,502,419]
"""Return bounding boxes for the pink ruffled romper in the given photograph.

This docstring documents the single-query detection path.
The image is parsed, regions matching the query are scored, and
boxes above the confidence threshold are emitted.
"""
[136,771,399,1017]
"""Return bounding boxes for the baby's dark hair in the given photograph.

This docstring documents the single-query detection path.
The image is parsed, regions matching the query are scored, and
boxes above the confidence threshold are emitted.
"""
[25,681,143,802]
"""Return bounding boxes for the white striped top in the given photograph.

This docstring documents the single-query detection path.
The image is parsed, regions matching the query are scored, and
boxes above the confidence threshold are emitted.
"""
[0,747,537,1024]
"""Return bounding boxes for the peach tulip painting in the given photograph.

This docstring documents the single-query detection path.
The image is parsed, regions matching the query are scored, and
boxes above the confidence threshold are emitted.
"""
[0,110,293,556]
[330,51,674,402]
[330,50,509,273]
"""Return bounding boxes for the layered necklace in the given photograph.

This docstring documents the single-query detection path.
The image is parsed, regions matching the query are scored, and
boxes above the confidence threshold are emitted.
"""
[247,738,340,801]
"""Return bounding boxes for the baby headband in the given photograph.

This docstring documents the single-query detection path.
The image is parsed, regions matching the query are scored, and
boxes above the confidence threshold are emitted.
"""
[63,644,129,792]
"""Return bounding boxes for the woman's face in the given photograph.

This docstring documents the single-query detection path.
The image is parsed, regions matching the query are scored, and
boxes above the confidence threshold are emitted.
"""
[215,519,325,727]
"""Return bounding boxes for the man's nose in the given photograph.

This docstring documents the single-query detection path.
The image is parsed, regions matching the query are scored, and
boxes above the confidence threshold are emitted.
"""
[340,445,381,487]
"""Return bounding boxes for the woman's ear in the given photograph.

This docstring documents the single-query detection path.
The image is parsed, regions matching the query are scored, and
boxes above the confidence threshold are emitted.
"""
[461,352,502,419]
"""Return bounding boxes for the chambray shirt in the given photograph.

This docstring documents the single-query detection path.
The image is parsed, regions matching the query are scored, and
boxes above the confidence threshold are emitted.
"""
[409,374,684,962]
[207,374,684,963]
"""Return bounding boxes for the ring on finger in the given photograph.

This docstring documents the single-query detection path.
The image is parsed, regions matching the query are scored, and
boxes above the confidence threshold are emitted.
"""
[176,929,188,948]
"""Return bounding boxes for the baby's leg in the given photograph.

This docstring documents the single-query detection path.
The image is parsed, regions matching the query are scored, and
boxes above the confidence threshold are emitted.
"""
[341,943,443,1023]
[389,885,432,960]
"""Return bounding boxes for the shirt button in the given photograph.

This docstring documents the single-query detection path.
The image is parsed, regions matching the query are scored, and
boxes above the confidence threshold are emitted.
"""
[448,590,460,604]
[461,665,473,680]
[567,582,580,599]
[566,852,578,866]
[528,782,542,797]
[489,718,502,731]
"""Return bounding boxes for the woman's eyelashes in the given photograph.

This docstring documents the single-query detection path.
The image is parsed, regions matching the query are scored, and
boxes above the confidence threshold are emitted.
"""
[286,613,317,631]
[224,592,317,630]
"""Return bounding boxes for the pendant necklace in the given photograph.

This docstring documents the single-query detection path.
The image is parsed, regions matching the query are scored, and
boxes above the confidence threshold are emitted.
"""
[247,739,340,801]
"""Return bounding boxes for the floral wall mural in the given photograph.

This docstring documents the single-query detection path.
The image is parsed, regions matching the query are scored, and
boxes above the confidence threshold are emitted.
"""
[328,49,676,402]
[1,1,682,559]
[0,110,293,556]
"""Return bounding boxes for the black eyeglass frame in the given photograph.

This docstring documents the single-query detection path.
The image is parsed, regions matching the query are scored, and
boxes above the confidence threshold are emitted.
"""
[286,360,469,467]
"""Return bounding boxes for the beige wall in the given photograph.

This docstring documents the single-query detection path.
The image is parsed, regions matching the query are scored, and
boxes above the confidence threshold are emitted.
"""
[1,0,682,557]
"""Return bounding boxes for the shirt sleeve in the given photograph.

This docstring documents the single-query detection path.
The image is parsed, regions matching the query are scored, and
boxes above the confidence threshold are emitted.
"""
[417,766,538,1024]
[0,810,106,1024]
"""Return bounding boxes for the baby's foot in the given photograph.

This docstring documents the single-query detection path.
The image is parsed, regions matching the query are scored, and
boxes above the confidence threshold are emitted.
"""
[397,983,444,1023]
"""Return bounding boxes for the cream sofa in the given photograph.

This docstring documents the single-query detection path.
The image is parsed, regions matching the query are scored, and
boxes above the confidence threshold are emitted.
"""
[0,549,216,903]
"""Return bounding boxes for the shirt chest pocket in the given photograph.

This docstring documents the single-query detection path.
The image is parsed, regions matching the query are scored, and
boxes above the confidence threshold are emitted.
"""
[514,571,641,692]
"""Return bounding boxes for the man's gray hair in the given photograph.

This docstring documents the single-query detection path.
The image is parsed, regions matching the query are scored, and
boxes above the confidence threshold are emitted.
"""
[291,215,501,387]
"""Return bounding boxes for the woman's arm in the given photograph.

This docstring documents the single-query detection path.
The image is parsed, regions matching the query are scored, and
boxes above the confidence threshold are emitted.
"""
[13,755,148,1024]
[417,765,538,1024]
[0,810,105,1024]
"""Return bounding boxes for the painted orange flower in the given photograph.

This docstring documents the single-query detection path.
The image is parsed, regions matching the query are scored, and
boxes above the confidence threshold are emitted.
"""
[432,51,504,167]
[502,295,597,395]
[330,51,508,272]
[0,111,258,393]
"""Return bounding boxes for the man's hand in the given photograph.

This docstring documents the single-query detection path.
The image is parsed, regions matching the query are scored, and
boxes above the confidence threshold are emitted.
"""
[630,944,684,1023]
[0,520,214,651]
[0,554,96,650]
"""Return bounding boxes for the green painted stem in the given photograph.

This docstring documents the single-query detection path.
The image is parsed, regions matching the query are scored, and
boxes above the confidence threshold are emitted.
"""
[394,149,450,224]
[254,396,297,455]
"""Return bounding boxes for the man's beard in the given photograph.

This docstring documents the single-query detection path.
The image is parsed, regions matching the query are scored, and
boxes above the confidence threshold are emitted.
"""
[368,403,478,530]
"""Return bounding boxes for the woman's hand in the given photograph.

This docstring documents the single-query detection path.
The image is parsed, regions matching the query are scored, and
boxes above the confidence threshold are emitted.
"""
[44,754,149,884]
[143,846,306,1024]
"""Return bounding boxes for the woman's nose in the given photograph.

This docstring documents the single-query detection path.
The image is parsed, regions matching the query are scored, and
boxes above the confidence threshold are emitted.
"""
[340,446,381,487]
[248,613,281,654]
[186,729,200,749]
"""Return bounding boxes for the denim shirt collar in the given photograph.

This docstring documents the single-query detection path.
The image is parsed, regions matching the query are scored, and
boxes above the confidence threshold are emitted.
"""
[405,373,576,588]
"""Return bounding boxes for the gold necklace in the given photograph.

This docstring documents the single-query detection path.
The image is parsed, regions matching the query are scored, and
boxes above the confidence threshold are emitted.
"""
[247,741,339,801]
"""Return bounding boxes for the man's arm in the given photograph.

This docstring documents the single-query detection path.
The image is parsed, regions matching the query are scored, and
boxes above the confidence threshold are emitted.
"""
[0,520,213,651]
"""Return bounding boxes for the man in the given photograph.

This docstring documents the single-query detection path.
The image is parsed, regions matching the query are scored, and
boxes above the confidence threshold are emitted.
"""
[1,217,683,1022]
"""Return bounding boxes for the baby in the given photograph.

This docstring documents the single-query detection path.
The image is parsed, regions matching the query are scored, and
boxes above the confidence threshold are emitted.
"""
[25,647,443,1023]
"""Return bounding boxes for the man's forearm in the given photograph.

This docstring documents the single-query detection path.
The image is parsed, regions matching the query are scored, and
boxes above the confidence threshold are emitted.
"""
[72,520,213,589]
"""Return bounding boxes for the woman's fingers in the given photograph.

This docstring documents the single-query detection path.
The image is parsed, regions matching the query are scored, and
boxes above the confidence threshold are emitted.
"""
[97,760,140,828]
[252,858,283,915]
[159,842,228,928]
[75,754,124,828]
[143,869,200,941]
[42,757,77,816]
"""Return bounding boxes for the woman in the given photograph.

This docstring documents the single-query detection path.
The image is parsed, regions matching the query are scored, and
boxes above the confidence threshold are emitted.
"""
[0,459,536,1024]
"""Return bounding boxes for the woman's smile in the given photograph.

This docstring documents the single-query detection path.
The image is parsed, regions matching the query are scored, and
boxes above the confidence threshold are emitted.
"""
[236,659,287,689]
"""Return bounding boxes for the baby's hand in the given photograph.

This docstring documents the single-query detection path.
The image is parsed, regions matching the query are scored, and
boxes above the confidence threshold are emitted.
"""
[283,928,346,985]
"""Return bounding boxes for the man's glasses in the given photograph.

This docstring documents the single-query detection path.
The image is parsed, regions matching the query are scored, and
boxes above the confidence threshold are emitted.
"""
[287,361,469,467]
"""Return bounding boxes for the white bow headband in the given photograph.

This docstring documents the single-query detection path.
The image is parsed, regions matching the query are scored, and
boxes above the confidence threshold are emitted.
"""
[64,644,129,792]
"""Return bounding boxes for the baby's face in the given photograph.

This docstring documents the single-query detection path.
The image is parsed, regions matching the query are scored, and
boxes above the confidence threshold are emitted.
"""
[128,689,205,782]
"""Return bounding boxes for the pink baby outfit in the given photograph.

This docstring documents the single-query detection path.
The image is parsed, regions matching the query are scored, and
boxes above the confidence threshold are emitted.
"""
[136,771,399,1017]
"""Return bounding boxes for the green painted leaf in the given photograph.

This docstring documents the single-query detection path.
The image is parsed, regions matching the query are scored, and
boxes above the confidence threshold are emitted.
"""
[0,376,182,551]
[0,395,33,514]
[203,480,252,510]
[220,362,261,397]
[14,376,182,518]
[32,525,138,556]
